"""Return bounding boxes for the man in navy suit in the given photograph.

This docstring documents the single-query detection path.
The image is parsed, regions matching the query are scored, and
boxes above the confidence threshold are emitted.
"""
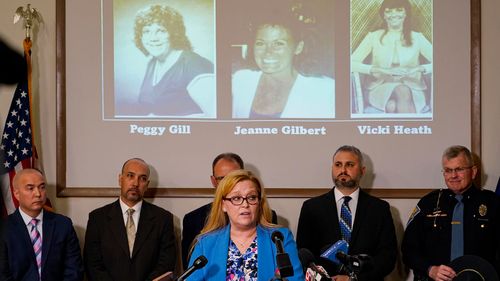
[296,145,397,281]
[84,158,176,281]
[0,168,83,281]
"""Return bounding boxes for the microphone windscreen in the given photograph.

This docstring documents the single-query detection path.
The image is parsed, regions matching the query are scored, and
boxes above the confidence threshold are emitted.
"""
[271,230,284,243]
[298,248,316,268]
[321,240,348,265]
[193,255,208,269]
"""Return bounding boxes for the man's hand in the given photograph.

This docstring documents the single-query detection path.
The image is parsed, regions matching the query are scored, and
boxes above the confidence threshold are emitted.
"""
[428,265,456,281]
[332,275,350,281]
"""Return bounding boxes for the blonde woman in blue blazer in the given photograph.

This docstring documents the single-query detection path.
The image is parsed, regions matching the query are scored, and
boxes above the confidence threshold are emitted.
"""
[187,170,304,281]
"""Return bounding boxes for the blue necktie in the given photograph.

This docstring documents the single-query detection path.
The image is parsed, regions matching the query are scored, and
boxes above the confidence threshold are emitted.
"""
[340,196,352,242]
[451,194,464,260]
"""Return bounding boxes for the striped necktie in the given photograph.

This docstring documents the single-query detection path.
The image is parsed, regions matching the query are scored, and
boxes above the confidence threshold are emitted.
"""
[340,196,352,242]
[30,218,42,279]
[451,194,464,260]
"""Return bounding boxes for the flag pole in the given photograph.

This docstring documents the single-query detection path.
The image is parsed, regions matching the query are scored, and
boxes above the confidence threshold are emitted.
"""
[0,4,52,214]
[14,4,40,167]
[14,5,52,211]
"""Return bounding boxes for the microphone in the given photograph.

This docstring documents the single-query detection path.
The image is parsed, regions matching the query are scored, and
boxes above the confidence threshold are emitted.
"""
[271,230,294,278]
[335,252,360,267]
[299,248,331,281]
[335,253,371,273]
[176,255,208,281]
[320,240,348,265]
[320,240,371,276]
[271,231,285,253]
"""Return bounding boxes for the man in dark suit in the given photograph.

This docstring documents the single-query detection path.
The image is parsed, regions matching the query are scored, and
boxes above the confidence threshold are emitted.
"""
[0,168,83,281]
[296,145,397,281]
[84,158,176,281]
[181,153,277,268]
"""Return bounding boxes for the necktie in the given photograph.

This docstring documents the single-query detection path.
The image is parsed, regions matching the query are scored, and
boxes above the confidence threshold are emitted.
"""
[126,208,136,257]
[451,194,464,260]
[30,218,42,279]
[340,196,352,242]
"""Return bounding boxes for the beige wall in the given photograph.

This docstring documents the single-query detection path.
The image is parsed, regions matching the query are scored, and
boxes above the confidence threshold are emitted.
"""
[1,1,499,280]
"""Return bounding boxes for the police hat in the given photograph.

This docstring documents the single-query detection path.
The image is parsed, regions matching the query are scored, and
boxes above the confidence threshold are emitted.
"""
[449,255,499,281]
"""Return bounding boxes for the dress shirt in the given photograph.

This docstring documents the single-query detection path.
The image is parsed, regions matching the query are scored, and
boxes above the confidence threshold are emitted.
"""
[119,198,143,230]
[19,208,44,240]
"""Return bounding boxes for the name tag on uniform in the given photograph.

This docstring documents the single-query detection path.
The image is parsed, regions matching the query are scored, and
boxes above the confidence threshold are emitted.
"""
[426,210,447,218]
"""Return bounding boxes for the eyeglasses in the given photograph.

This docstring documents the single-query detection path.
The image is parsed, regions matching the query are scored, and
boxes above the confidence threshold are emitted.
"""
[214,176,225,182]
[223,195,260,206]
[442,167,472,175]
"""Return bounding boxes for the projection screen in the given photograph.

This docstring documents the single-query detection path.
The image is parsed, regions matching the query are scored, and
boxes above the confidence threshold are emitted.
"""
[56,0,480,198]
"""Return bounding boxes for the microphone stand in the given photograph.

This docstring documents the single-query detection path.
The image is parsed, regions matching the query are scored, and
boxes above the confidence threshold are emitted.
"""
[348,271,359,281]
[337,264,358,281]
[271,231,293,280]
[340,257,361,281]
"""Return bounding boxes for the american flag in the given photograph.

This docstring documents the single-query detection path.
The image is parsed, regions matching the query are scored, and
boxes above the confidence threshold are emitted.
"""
[0,39,38,216]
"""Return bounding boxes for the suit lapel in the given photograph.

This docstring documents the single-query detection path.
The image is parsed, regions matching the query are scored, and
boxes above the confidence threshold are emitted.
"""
[132,201,154,258]
[256,226,274,280]
[41,211,55,270]
[107,200,130,257]
[12,210,37,264]
[13,209,33,247]
[213,226,230,280]
[350,190,367,245]
[326,190,342,241]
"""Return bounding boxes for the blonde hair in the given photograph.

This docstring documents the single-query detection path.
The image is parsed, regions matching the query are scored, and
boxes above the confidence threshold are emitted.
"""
[189,170,274,256]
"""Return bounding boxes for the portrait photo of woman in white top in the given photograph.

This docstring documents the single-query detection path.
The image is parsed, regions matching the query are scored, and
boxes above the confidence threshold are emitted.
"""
[230,0,336,119]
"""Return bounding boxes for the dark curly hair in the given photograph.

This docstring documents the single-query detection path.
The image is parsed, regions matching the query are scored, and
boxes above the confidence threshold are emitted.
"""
[134,4,192,55]
[245,8,321,76]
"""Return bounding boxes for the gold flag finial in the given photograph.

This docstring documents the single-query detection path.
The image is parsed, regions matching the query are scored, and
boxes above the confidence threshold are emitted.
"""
[14,4,42,40]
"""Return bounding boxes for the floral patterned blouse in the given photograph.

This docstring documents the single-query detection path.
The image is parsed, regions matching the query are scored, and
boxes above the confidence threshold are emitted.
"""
[226,236,258,281]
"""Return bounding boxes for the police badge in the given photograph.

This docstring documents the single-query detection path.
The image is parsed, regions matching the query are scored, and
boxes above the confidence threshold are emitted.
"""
[478,204,487,216]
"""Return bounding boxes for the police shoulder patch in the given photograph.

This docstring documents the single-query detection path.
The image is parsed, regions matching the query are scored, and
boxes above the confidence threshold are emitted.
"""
[406,205,421,226]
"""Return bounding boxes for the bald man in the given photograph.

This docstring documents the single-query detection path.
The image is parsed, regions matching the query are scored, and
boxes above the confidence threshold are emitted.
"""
[84,158,176,281]
[0,169,83,281]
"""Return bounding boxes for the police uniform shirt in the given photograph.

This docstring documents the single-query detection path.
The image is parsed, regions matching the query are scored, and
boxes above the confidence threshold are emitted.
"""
[402,185,500,279]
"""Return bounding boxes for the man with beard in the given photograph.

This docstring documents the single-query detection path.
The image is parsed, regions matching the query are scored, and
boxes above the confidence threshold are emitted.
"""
[296,145,397,281]
[84,158,176,281]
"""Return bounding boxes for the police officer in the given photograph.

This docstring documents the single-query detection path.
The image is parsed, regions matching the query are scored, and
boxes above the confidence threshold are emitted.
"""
[402,145,500,281]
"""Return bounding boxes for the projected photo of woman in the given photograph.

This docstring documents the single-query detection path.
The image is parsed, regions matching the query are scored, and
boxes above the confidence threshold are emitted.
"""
[231,2,335,119]
[351,0,433,117]
[134,4,214,117]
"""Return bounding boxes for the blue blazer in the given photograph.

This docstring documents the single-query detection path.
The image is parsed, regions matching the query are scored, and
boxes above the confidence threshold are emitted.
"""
[187,225,304,281]
[0,209,83,281]
[182,203,279,269]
